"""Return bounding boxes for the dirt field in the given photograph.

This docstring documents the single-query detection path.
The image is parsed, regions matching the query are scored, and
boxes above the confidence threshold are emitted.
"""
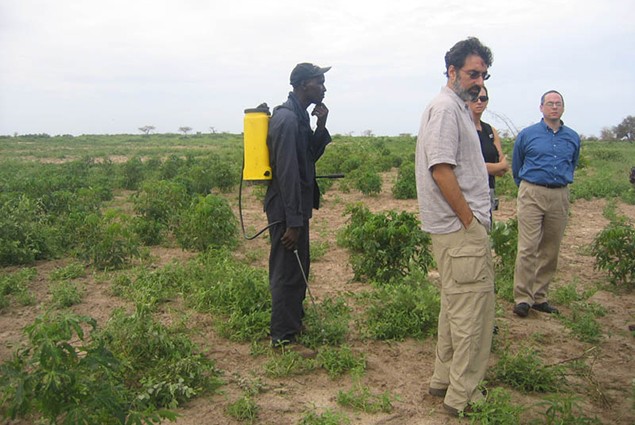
[1,172,634,425]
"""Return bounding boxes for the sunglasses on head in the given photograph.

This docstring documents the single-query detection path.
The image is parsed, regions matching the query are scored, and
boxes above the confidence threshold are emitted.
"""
[472,95,489,103]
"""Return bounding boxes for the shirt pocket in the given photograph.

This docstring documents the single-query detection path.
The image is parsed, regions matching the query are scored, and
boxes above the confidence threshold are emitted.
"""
[448,245,488,284]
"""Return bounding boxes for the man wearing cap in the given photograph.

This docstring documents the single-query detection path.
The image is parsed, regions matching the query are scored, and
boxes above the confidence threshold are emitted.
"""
[264,63,332,349]
[415,37,495,417]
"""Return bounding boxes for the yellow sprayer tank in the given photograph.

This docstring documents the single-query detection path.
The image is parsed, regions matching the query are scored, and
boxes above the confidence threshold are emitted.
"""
[242,103,272,183]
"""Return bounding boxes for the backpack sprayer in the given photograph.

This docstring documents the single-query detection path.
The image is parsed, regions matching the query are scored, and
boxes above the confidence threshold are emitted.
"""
[238,103,344,241]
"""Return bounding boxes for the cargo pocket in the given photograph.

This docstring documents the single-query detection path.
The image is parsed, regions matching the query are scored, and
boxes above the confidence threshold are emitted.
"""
[448,245,487,284]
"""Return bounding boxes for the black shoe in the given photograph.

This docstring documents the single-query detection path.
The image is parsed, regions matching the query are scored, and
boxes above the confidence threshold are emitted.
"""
[532,302,559,314]
[428,387,447,398]
[513,302,530,317]
[443,402,473,417]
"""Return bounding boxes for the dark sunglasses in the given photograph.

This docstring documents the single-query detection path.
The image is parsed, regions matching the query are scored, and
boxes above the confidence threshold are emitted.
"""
[465,70,491,81]
[472,95,489,103]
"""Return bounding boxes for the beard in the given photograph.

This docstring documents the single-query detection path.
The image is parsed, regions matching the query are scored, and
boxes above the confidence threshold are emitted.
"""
[451,74,481,102]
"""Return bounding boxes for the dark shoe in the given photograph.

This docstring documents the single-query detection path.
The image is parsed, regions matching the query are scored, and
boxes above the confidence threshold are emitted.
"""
[428,387,447,398]
[443,402,473,417]
[532,302,559,314]
[513,302,530,317]
[287,343,317,359]
[272,341,316,359]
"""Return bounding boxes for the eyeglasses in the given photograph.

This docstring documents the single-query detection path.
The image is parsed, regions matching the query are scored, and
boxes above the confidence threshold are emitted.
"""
[464,70,491,81]
[471,95,489,103]
[544,101,563,108]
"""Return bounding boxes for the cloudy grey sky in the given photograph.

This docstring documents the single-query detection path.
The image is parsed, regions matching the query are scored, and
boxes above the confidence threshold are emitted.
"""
[1,0,633,138]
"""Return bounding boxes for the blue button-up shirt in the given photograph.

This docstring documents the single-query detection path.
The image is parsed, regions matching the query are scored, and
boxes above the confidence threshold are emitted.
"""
[512,119,580,187]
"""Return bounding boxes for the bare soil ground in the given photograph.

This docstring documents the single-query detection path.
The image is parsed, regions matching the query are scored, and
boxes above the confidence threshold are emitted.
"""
[1,171,634,425]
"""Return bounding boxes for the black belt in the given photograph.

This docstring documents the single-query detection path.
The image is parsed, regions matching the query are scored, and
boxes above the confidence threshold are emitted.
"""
[529,181,567,189]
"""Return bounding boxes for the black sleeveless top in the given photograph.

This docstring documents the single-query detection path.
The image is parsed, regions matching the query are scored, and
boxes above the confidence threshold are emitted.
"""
[478,121,498,189]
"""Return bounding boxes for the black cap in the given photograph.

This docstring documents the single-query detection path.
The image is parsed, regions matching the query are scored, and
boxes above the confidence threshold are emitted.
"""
[290,63,331,86]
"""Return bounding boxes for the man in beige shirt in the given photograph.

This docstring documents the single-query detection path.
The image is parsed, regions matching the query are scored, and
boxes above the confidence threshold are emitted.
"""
[415,37,495,417]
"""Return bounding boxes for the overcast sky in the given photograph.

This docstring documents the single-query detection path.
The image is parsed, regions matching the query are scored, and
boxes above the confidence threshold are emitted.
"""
[1,0,633,138]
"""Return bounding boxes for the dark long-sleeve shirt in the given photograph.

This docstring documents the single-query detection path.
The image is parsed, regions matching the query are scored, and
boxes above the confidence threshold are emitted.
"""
[264,92,331,227]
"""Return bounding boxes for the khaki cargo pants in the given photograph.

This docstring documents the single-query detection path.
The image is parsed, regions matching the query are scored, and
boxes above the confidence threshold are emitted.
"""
[429,219,495,412]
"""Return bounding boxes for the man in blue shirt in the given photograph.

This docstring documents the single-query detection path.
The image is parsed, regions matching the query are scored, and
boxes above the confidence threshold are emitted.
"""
[511,90,580,318]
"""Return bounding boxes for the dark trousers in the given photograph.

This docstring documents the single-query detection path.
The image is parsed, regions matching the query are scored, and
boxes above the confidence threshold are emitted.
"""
[268,221,310,344]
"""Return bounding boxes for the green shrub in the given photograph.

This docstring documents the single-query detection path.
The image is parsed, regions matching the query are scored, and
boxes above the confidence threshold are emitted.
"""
[101,307,221,409]
[263,349,316,377]
[351,168,382,196]
[183,250,271,342]
[75,210,141,270]
[120,156,145,190]
[49,280,84,308]
[0,312,177,424]
[338,204,434,284]
[298,297,351,349]
[336,383,395,414]
[493,346,564,393]
[466,386,525,424]
[490,218,518,302]
[132,180,190,227]
[316,345,366,378]
[550,281,594,306]
[591,218,635,287]
[226,394,259,423]
[175,194,238,251]
[392,161,416,199]
[559,306,604,344]
[49,262,86,281]
[131,216,165,246]
[0,268,37,310]
[533,394,601,424]
[0,195,58,265]
[209,154,239,193]
[360,282,439,341]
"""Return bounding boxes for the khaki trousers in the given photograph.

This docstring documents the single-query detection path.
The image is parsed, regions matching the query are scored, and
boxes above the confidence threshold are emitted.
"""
[430,220,495,411]
[514,181,569,305]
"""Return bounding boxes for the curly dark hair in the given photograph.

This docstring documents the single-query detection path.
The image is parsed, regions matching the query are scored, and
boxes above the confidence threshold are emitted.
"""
[444,37,493,75]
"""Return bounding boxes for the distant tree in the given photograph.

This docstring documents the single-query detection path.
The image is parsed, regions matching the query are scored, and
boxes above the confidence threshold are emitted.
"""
[614,116,635,141]
[179,127,192,135]
[361,129,374,137]
[600,127,616,141]
[139,125,155,135]
[209,126,217,134]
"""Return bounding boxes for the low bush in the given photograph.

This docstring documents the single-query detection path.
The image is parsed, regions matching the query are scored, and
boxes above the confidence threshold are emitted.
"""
[338,204,434,284]
[533,394,601,424]
[175,194,238,252]
[298,297,351,349]
[493,346,565,393]
[316,345,366,378]
[101,307,222,409]
[359,282,439,341]
[591,218,635,288]
[466,386,525,424]
[0,268,37,310]
[75,210,142,270]
[336,383,395,414]
[0,312,178,424]
[392,161,416,199]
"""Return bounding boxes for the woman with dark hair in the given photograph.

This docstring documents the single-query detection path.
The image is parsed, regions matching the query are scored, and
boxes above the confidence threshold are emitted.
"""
[469,86,509,213]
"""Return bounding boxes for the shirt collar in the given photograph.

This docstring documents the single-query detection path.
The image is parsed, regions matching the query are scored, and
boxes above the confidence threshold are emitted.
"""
[540,118,565,133]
